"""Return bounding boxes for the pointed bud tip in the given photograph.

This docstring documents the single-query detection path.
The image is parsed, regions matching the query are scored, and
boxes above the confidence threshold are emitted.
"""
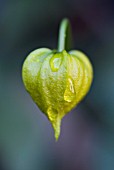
[54,130,60,141]
[53,119,61,141]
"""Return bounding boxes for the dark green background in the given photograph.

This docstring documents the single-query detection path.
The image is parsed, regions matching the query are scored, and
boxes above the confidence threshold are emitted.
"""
[0,0,114,170]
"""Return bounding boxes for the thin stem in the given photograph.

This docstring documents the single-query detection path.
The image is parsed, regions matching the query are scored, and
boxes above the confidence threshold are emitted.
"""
[58,18,72,52]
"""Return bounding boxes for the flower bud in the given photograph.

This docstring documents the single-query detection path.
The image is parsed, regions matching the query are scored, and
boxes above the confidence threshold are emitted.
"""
[22,48,93,140]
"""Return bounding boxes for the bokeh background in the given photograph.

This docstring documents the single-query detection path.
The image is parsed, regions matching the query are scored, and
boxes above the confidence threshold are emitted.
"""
[0,0,114,170]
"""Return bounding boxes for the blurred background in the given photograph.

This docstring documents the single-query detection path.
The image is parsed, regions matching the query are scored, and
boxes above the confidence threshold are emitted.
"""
[0,0,114,169]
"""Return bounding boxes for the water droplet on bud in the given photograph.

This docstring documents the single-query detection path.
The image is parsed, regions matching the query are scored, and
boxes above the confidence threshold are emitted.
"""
[64,78,76,102]
[47,107,61,140]
[50,54,62,72]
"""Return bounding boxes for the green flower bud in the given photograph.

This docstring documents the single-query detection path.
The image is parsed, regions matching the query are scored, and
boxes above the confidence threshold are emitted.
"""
[22,19,93,140]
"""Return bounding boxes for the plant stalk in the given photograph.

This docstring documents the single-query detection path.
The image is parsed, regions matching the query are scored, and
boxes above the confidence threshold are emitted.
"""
[58,18,72,52]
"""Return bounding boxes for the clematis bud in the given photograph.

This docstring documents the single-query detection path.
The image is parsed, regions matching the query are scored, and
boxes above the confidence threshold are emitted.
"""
[22,19,93,140]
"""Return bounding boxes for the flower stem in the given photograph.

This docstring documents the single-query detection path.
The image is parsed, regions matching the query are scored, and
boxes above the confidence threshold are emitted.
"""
[58,18,72,52]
